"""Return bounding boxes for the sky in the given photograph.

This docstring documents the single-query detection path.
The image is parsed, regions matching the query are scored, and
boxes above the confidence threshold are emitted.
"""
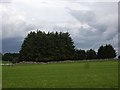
[0,0,119,55]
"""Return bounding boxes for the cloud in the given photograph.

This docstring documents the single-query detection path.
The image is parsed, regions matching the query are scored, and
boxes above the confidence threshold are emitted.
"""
[1,1,118,54]
[1,5,37,39]
[66,2,118,51]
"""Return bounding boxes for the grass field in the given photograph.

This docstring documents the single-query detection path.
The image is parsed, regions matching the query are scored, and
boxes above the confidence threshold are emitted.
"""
[2,60,118,88]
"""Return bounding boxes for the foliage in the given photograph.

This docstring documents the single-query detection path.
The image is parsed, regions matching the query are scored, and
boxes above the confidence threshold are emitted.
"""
[74,49,86,60]
[18,31,117,61]
[86,49,97,59]
[19,31,75,61]
[2,53,19,63]
[0,53,2,61]
[118,55,120,59]
[97,44,116,59]
[2,31,116,62]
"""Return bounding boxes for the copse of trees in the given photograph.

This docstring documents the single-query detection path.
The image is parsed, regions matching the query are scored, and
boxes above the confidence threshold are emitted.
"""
[19,31,116,62]
[2,31,117,63]
[97,44,116,59]
[118,55,120,59]
[0,53,2,61]
[86,49,97,60]
[19,31,75,62]
[2,53,19,63]
[74,49,86,60]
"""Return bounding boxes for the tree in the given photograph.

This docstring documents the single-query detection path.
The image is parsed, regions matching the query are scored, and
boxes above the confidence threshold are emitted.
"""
[86,49,97,59]
[0,53,2,61]
[12,57,19,64]
[2,53,19,63]
[97,45,104,59]
[75,49,86,60]
[19,31,75,62]
[118,55,120,59]
[97,44,116,59]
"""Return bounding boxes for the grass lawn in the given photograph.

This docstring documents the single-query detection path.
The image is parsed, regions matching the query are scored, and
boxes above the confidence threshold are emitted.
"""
[2,60,118,88]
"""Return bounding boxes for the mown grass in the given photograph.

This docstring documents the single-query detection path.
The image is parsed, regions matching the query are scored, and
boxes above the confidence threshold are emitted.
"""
[2,60,118,88]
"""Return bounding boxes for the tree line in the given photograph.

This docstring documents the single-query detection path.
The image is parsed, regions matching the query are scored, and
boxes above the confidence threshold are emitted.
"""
[2,31,117,63]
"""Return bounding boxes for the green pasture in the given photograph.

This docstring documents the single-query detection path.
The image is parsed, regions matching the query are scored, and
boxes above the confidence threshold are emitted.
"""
[2,60,118,88]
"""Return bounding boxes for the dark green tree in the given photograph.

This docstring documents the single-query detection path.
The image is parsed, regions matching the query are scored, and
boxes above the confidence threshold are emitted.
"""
[19,32,37,61]
[2,53,19,63]
[118,55,120,59]
[97,44,116,59]
[97,45,104,59]
[75,49,86,60]
[0,53,2,61]
[86,49,97,59]
[19,31,75,62]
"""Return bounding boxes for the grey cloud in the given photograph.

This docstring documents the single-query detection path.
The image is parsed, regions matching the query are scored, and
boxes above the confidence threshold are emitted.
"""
[2,37,22,53]
[69,10,96,23]
[2,20,35,39]
[68,9,107,32]
[2,14,36,39]
[1,1,118,54]
[67,8,117,51]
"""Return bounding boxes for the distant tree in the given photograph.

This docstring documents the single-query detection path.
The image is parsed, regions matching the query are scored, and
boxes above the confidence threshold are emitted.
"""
[19,31,75,62]
[75,49,86,60]
[86,49,97,59]
[118,55,120,59]
[97,45,104,59]
[12,57,19,64]
[2,53,19,62]
[2,53,12,61]
[19,30,116,61]
[0,53,2,60]
[97,44,116,59]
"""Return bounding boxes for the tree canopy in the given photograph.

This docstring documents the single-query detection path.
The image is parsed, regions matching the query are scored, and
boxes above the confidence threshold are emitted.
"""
[19,31,75,62]
[86,49,97,60]
[97,44,116,59]
[74,49,86,60]
[2,53,19,63]
[2,31,117,62]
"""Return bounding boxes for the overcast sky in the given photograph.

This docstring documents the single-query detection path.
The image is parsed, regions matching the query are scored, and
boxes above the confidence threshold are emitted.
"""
[0,0,118,54]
